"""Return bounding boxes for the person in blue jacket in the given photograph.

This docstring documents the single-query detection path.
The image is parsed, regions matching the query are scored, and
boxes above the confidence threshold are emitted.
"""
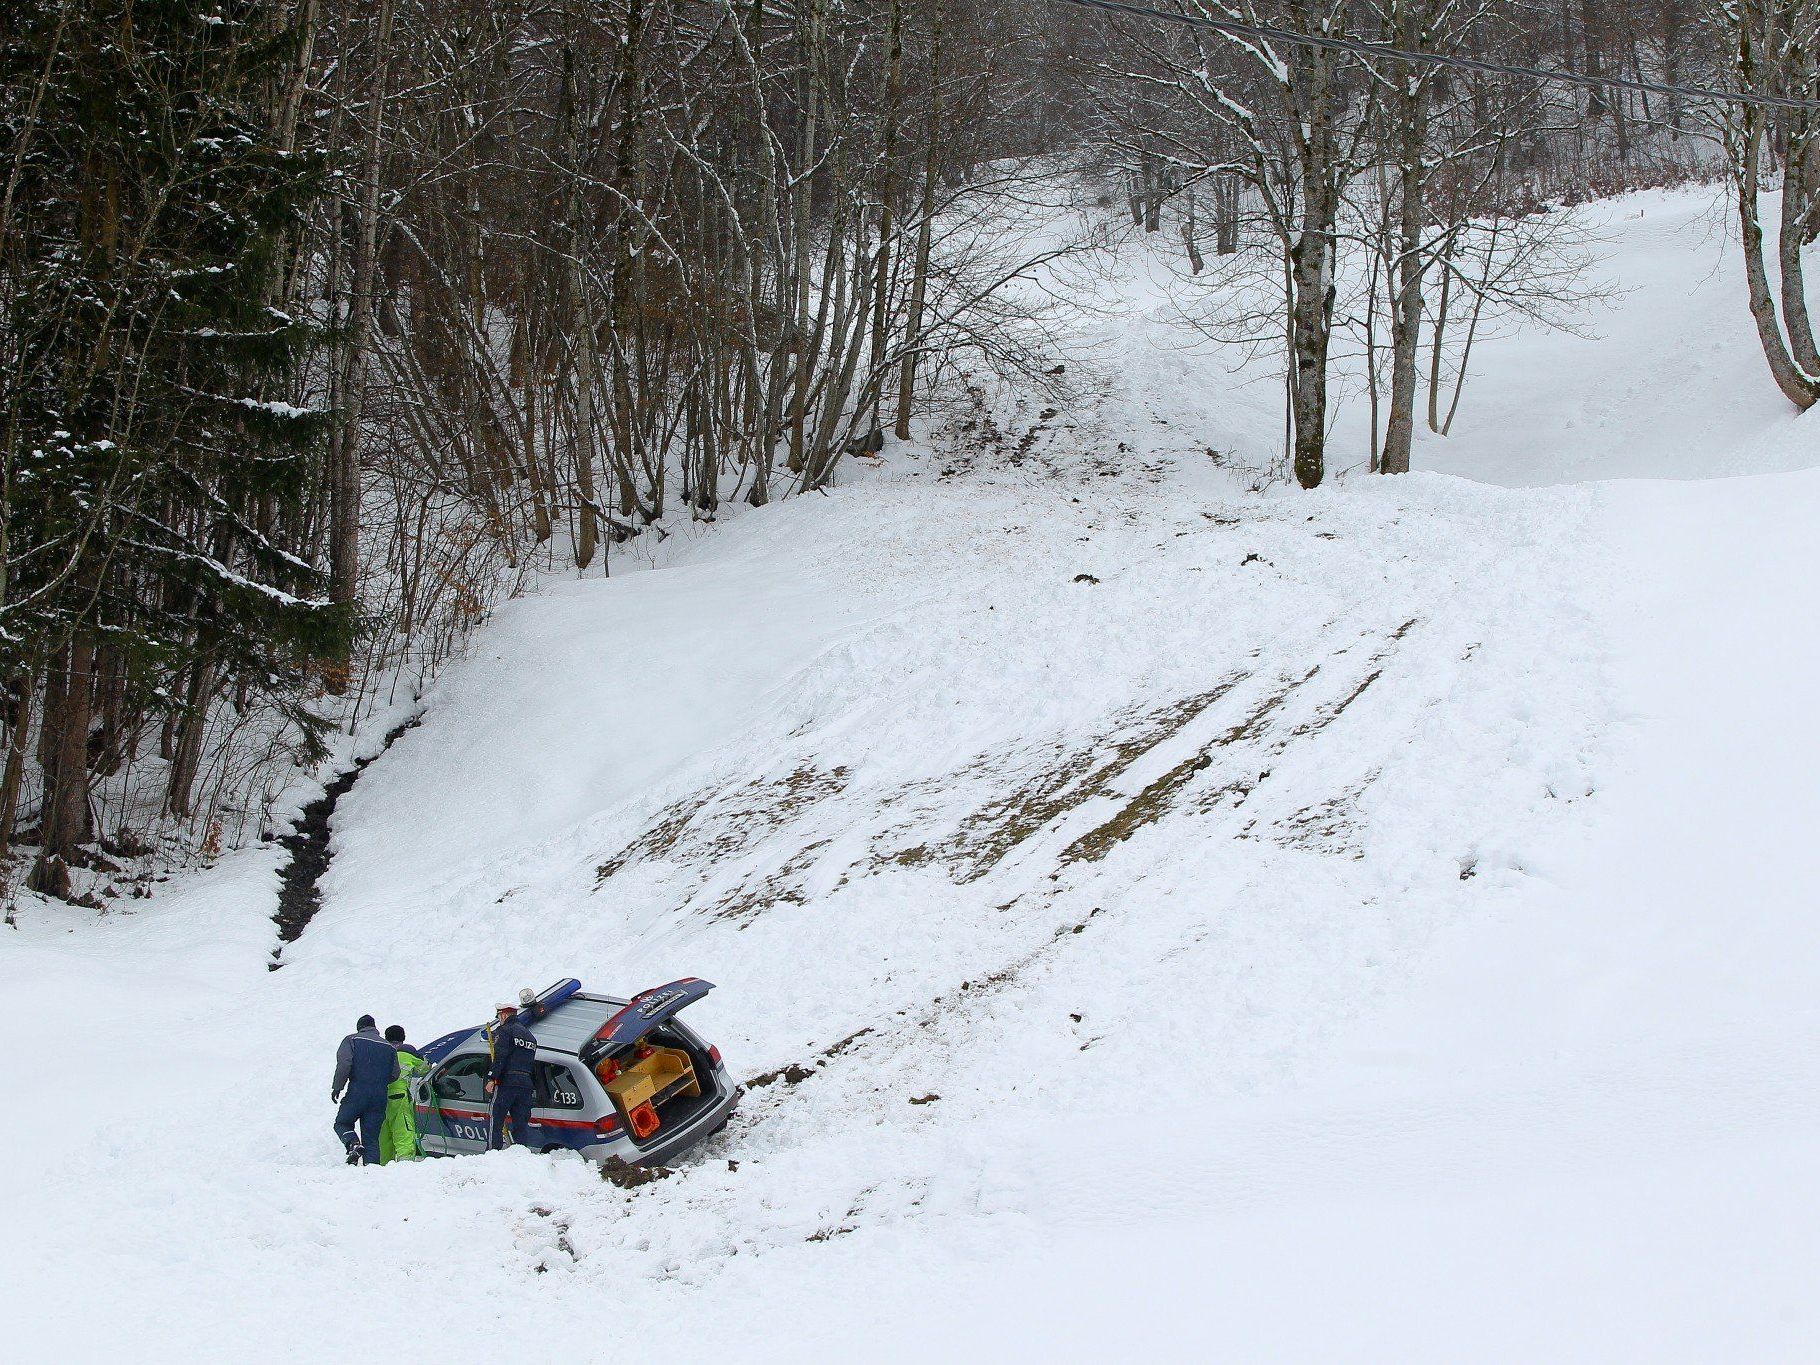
[332,1014,398,1165]
[485,1001,538,1149]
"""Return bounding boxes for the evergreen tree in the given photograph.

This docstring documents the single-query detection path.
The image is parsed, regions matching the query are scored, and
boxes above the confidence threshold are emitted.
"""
[0,0,352,890]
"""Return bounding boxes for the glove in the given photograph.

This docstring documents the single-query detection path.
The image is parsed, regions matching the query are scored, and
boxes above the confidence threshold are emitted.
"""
[331,1088,342,1103]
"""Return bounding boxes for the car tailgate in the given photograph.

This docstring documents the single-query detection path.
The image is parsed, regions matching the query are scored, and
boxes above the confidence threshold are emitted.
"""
[580,978,715,1061]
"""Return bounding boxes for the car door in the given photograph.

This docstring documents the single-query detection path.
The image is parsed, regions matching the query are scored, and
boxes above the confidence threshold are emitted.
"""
[528,1058,598,1151]
[420,1051,494,1154]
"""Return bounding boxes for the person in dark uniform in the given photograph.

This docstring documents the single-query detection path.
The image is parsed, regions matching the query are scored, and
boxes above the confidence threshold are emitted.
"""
[332,1014,398,1165]
[485,1001,537,1149]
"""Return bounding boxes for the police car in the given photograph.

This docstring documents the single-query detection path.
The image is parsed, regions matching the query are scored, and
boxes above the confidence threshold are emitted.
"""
[413,978,739,1167]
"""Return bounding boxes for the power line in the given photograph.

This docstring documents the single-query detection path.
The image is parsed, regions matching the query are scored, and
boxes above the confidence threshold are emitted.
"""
[1049,0,1820,112]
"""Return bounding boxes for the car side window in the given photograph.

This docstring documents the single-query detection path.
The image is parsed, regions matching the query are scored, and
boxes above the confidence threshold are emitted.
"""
[534,1061,584,1111]
[433,1054,491,1104]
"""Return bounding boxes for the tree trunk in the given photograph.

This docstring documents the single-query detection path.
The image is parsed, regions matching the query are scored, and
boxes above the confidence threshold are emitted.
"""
[562,44,601,570]
[326,0,397,683]
[894,0,943,442]
[1777,127,1820,375]
[869,0,905,430]
[35,636,94,872]
[164,659,218,821]
[1426,227,1457,432]
[1214,176,1239,255]
[1289,226,1333,489]
[1381,48,1429,476]
[0,669,37,868]
[1738,117,1820,409]
[1280,33,1344,491]
[1183,186,1205,274]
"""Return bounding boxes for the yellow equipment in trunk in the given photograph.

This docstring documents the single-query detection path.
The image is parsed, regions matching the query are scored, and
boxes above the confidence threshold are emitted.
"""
[598,1043,699,1138]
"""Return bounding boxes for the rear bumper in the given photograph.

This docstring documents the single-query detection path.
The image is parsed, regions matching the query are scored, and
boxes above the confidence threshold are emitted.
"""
[580,1075,740,1168]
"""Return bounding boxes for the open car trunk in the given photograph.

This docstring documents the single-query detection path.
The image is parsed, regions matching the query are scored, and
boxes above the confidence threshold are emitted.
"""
[578,978,721,1148]
[620,1025,722,1147]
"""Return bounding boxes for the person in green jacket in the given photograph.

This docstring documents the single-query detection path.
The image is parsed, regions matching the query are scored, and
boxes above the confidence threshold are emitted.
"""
[378,1025,431,1164]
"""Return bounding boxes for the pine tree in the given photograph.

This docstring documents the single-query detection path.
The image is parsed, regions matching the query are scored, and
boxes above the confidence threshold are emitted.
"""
[0,0,353,889]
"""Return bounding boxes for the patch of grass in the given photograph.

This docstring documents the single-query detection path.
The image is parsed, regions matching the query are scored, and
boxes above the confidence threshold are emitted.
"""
[596,763,849,884]
[595,796,700,882]
[930,683,1242,881]
[706,837,832,926]
[1062,676,1305,864]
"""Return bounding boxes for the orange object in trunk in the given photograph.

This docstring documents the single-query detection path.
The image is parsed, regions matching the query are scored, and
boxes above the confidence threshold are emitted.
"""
[628,1102,660,1140]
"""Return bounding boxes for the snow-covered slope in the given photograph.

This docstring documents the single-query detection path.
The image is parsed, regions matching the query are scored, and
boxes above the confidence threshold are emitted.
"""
[6,187,1820,1361]
[1421,192,1814,484]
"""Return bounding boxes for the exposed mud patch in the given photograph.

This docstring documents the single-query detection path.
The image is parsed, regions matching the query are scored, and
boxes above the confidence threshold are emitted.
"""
[594,797,699,882]
[707,837,832,927]
[595,764,849,885]
[1064,672,1310,863]
[584,620,1419,943]
[746,1062,816,1089]
[599,1157,674,1189]
[891,683,1242,883]
[269,715,421,969]
[1275,778,1376,856]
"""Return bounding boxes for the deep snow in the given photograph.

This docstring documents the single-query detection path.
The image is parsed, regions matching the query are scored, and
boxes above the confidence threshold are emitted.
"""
[5,187,1819,1362]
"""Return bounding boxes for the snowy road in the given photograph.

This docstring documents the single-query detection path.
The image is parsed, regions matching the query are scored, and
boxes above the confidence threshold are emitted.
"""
[5,187,1820,1361]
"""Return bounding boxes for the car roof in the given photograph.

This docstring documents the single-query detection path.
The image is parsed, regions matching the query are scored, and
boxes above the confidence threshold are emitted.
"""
[430,988,704,1064]
[527,992,628,1055]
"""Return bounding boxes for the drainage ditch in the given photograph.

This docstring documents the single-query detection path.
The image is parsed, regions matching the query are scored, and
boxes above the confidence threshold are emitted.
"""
[269,715,421,969]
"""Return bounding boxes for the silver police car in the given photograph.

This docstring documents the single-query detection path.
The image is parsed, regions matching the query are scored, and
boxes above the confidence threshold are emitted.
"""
[413,978,738,1167]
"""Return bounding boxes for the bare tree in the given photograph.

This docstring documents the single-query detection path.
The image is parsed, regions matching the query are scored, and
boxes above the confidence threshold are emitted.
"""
[1706,0,1820,409]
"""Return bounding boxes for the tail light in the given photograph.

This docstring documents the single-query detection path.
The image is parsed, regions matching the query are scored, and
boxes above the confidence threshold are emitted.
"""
[594,1114,620,1135]
[708,1044,723,1067]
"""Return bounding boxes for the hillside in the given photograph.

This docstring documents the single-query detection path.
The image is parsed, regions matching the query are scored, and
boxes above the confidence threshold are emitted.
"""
[5,187,1819,1361]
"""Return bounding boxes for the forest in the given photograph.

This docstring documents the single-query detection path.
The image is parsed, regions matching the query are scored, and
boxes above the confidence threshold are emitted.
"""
[2,0,1816,902]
